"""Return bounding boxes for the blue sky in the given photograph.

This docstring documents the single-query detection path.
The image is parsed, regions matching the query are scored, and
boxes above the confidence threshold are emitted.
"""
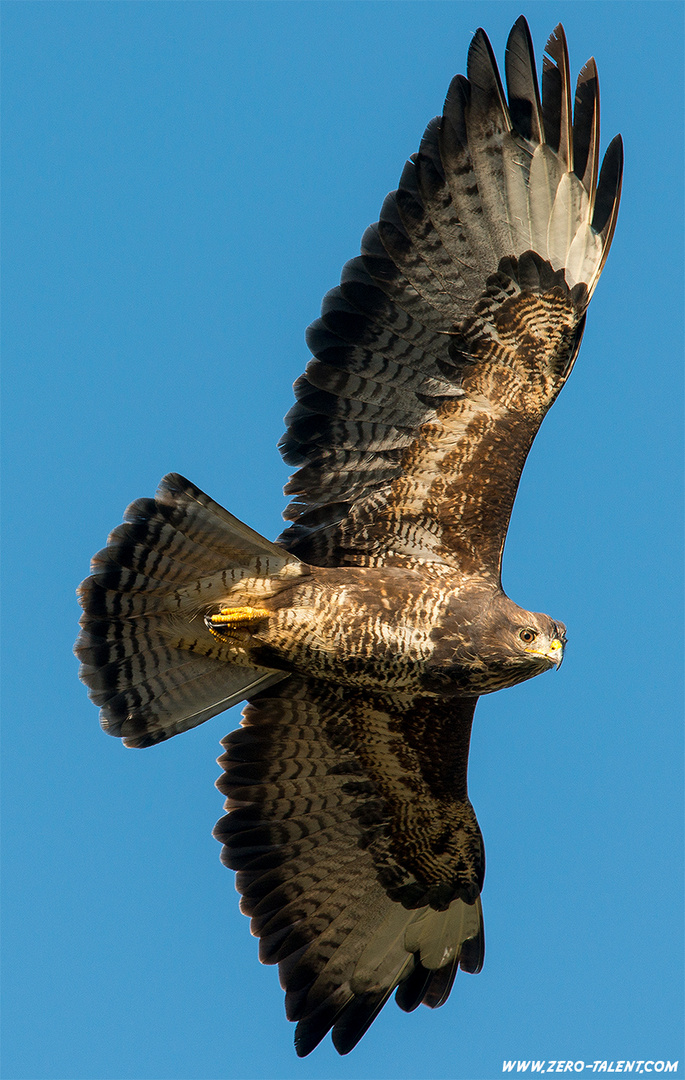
[2,3,683,1079]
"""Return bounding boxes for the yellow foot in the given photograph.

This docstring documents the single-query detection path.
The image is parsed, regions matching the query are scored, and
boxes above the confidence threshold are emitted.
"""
[205,605,271,639]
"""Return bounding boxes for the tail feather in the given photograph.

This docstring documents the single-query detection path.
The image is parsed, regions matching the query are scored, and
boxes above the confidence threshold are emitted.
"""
[75,474,297,747]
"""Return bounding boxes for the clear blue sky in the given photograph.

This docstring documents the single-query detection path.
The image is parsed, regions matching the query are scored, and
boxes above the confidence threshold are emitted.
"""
[2,3,683,1079]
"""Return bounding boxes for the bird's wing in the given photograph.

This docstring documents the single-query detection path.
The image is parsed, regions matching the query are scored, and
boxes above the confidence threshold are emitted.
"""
[216,678,484,1056]
[278,19,622,578]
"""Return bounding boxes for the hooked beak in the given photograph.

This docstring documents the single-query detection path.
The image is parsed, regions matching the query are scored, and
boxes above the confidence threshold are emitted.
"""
[525,638,565,669]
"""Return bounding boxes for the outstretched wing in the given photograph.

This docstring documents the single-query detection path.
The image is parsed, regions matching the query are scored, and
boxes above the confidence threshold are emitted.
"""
[278,19,622,577]
[215,679,484,1056]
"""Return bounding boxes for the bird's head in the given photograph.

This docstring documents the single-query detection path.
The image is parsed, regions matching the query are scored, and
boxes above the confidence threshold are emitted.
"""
[516,619,566,667]
[429,589,567,695]
[490,600,566,665]
[472,595,566,691]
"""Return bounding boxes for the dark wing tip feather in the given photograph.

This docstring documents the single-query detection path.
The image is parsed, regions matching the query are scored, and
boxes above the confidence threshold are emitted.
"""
[542,23,572,166]
[467,28,497,88]
[588,132,622,290]
[394,962,435,1013]
[330,992,394,1055]
[592,132,623,236]
[442,72,469,147]
[504,16,543,143]
[293,995,349,1058]
[421,959,460,1009]
[467,27,511,129]
[573,57,599,193]
[459,921,485,974]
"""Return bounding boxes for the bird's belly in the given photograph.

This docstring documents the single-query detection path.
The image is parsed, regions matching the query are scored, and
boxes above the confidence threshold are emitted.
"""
[252,569,449,693]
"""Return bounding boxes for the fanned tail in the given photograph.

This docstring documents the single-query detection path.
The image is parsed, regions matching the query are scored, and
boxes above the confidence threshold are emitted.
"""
[75,474,301,748]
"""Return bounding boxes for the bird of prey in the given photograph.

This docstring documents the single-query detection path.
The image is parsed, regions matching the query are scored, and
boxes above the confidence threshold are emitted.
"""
[75,17,622,1057]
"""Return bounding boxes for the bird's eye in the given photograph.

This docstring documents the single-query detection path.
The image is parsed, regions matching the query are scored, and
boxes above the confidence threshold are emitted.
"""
[519,628,537,643]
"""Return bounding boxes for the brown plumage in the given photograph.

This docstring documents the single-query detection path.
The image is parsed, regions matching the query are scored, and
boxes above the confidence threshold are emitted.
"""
[75,18,622,1057]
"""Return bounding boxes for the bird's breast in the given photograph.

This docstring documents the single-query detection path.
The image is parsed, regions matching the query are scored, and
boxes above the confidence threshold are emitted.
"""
[251,564,461,694]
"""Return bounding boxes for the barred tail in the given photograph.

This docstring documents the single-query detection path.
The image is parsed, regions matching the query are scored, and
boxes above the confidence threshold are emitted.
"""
[75,473,300,748]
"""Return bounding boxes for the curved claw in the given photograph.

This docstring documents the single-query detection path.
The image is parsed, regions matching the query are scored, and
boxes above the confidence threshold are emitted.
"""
[205,606,271,639]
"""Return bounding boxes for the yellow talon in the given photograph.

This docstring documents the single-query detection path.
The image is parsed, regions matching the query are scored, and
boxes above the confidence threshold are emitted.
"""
[205,605,271,639]
[210,606,271,625]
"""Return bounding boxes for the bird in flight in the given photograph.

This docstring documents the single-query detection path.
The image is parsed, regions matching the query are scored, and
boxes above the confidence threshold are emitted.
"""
[76,17,622,1057]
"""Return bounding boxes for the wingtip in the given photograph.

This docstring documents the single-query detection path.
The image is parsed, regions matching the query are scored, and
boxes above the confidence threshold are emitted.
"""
[592,131,624,237]
[578,55,598,82]
[467,25,496,77]
[509,13,533,44]
[545,22,569,59]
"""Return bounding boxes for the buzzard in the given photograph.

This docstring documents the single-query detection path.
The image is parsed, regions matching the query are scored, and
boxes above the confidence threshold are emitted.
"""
[76,18,622,1057]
